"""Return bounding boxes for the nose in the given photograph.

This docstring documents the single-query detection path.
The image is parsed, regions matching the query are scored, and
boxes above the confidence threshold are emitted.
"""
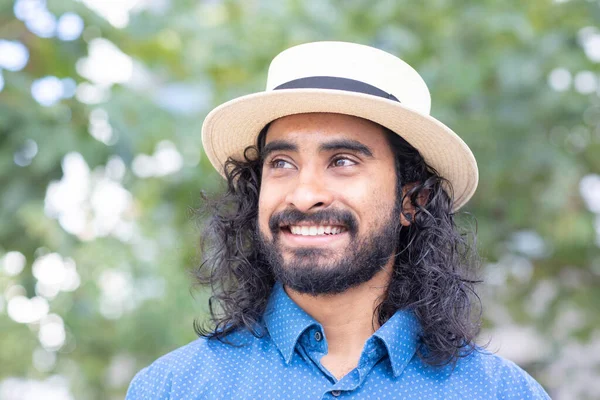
[284,170,334,213]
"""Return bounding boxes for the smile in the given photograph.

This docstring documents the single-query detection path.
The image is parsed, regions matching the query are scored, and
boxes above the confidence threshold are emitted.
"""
[287,225,347,236]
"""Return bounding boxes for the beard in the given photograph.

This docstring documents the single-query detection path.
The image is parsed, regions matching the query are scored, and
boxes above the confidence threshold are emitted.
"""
[257,203,402,295]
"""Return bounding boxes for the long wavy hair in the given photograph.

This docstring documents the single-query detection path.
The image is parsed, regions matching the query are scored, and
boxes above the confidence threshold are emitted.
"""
[194,119,482,366]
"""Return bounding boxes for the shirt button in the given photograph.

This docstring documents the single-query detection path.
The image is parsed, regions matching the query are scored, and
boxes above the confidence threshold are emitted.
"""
[331,390,341,397]
[314,331,322,342]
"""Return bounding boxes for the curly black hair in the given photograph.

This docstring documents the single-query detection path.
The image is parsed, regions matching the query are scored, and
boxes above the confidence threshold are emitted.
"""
[193,119,482,367]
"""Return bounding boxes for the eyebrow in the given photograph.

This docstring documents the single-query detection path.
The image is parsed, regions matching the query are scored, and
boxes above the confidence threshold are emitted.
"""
[261,139,374,159]
[261,140,298,159]
[318,139,374,158]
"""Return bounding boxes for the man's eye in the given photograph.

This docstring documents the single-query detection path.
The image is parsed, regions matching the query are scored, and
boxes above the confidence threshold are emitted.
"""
[270,159,294,169]
[331,157,357,167]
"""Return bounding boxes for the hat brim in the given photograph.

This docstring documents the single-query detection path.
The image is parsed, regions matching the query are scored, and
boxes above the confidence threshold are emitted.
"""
[201,88,478,211]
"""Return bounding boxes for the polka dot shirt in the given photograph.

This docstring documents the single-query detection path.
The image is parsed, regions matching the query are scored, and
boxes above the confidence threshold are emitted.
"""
[126,282,550,399]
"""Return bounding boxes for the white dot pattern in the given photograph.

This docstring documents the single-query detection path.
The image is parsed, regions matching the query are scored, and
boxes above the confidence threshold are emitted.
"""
[126,282,551,399]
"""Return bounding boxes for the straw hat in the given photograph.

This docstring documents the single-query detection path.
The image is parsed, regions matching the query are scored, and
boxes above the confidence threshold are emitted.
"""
[201,41,478,211]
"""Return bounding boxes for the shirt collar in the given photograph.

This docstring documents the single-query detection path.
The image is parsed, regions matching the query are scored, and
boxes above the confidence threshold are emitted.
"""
[263,281,322,364]
[373,309,421,377]
[263,281,421,376]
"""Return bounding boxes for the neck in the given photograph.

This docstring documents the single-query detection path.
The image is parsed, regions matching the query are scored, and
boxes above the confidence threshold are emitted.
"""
[284,262,393,358]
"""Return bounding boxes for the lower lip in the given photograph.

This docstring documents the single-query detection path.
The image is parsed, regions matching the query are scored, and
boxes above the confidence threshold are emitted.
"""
[279,229,349,246]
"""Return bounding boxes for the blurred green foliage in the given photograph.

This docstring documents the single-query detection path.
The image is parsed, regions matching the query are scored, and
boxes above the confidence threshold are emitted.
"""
[1,0,599,398]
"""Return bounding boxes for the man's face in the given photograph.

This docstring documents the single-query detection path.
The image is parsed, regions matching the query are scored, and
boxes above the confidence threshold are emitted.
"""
[257,113,400,295]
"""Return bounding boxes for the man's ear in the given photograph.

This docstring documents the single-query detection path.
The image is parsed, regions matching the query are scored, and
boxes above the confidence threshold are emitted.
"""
[399,183,429,226]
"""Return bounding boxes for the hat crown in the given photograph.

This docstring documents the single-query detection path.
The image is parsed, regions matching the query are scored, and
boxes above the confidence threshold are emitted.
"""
[266,41,431,115]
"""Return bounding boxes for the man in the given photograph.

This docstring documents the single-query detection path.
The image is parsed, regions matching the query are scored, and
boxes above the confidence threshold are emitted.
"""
[126,41,550,399]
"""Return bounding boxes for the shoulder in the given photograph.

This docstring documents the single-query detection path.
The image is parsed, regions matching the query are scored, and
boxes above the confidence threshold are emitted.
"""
[126,330,267,399]
[452,348,551,399]
[125,338,207,399]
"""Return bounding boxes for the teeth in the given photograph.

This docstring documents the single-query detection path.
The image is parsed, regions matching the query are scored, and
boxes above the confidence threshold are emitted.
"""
[288,225,345,236]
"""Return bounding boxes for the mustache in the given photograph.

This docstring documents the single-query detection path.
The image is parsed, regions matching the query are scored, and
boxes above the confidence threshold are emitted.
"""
[268,208,358,234]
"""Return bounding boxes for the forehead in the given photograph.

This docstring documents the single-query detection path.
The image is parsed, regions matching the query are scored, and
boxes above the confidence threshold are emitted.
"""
[264,113,391,152]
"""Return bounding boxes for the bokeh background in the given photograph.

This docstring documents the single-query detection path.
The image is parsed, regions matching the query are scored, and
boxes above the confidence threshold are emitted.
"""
[0,0,599,398]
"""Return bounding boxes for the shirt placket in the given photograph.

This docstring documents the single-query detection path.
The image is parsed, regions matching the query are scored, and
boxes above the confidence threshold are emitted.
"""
[298,330,387,398]
[297,328,336,382]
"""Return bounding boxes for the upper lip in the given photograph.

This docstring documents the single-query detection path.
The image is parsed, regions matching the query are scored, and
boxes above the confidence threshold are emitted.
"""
[279,222,346,228]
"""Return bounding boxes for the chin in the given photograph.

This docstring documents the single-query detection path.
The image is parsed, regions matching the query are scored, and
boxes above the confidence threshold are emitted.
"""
[282,247,338,262]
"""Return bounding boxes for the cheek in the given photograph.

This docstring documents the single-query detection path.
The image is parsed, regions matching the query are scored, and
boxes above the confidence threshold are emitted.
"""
[258,182,280,236]
[374,164,399,202]
[348,172,397,228]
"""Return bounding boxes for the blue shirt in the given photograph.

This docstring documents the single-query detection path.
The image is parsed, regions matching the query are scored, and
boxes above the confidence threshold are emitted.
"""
[126,282,550,399]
